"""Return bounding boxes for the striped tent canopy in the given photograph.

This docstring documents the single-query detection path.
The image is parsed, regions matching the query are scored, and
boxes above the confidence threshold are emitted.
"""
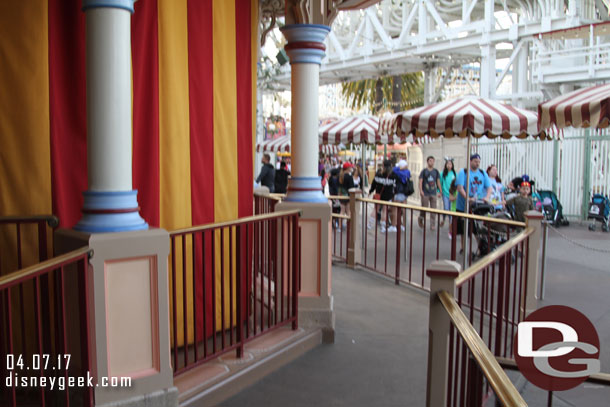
[538,83,610,130]
[319,115,380,144]
[378,112,418,144]
[381,97,548,140]
[257,135,339,154]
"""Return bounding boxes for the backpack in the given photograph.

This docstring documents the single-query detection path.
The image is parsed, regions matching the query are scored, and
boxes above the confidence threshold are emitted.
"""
[405,178,415,196]
[396,176,414,196]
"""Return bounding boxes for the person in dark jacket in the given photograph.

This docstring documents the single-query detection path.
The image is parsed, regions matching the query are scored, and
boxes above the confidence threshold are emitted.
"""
[274,161,290,194]
[368,160,397,232]
[256,153,275,192]
[328,167,341,196]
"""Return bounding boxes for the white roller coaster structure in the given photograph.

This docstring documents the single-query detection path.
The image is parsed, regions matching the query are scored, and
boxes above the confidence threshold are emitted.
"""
[266,0,610,108]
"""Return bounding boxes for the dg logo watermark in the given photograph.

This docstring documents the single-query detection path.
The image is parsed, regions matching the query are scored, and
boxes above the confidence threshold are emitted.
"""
[514,305,601,391]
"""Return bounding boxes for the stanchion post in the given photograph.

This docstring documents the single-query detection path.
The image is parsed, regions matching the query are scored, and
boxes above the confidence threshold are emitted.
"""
[426,260,461,407]
[348,189,362,268]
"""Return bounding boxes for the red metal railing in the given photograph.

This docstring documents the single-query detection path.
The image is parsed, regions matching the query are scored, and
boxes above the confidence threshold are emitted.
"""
[0,215,59,276]
[168,210,301,376]
[253,192,283,215]
[331,213,350,262]
[0,247,93,407]
[447,228,533,406]
[357,198,524,290]
[438,291,526,407]
[329,195,351,262]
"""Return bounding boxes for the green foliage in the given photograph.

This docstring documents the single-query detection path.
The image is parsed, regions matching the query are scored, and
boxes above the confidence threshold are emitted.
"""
[341,73,424,113]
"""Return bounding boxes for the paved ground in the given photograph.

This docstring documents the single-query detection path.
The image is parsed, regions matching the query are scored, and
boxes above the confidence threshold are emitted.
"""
[221,221,610,407]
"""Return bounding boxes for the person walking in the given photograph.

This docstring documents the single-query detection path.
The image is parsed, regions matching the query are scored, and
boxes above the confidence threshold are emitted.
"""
[455,153,492,251]
[338,162,355,221]
[487,164,505,210]
[369,160,397,233]
[440,158,457,228]
[392,159,413,231]
[256,153,275,192]
[274,161,290,194]
[418,156,442,230]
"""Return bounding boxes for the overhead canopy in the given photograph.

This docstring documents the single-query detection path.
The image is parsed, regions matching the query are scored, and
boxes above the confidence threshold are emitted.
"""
[319,115,380,144]
[538,83,610,130]
[380,97,547,140]
[256,135,339,155]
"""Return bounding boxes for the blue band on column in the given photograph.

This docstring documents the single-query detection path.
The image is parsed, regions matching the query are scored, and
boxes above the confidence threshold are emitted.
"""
[74,190,148,233]
[280,24,330,65]
[284,48,327,65]
[280,24,330,43]
[284,177,328,203]
[82,0,135,13]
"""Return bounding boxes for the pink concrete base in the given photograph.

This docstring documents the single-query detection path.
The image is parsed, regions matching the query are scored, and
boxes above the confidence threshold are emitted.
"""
[174,363,229,394]
[218,352,254,365]
[245,328,305,354]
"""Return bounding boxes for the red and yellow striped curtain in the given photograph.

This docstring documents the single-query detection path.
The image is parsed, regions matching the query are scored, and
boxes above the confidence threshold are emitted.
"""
[0,0,258,230]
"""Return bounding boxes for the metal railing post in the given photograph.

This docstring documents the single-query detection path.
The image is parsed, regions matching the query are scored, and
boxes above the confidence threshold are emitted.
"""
[524,211,543,314]
[347,189,362,268]
[426,260,461,407]
[540,221,548,300]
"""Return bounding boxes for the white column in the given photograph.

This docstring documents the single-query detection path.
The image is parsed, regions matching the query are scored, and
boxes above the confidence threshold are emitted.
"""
[280,24,330,203]
[290,64,320,180]
[480,44,496,99]
[76,0,147,233]
[86,8,132,191]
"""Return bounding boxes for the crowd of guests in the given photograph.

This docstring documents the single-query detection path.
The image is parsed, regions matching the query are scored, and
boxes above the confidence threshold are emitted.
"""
[257,152,536,238]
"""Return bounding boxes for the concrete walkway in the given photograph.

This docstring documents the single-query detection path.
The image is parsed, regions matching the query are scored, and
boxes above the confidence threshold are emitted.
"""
[220,265,430,407]
[220,222,610,407]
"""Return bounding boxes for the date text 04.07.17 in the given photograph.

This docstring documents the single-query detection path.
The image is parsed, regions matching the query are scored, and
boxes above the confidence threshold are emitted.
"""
[6,354,71,371]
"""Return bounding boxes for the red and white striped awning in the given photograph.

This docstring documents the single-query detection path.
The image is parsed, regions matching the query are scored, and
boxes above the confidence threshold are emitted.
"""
[381,97,547,140]
[256,135,339,154]
[319,115,380,144]
[538,83,610,130]
[378,112,417,144]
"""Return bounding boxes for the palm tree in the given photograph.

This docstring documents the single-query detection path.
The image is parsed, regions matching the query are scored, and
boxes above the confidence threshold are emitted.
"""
[341,73,424,113]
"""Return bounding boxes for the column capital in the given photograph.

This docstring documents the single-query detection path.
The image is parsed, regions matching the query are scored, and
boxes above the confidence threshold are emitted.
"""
[82,0,135,13]
[280,24,330,65]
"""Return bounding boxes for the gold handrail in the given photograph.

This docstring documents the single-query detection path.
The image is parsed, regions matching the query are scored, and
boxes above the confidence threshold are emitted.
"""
[0,214,60,228]
[254,191,286,201]
[357,197,526,228]
[456,227,534,287]
[438,291,527,407]
[327,195,350,201]
[331,214,350,220]
[0,247,91,290]
[170,209,302,235]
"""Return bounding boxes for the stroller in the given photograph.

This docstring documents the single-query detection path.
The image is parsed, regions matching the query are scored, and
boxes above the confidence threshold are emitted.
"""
[534,190,570,227]
[587,194,610,232]
[470,201,512,257]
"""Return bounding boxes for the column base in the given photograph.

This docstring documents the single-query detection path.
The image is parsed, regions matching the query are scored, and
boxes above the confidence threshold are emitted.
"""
[284,177,327,203]
[275,200,334,343]
[54,228,173,406]
[95,387,178,407]
[298,296,335,343]
[75,190,148,233]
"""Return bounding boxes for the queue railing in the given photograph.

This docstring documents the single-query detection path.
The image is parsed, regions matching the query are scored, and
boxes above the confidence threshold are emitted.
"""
[0,247,93,407]
[354,197,526,291]
[0,215,59,276]
[168,210,301,376]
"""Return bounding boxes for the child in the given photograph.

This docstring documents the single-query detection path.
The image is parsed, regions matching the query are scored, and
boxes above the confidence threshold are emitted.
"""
[505,181,534,222]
